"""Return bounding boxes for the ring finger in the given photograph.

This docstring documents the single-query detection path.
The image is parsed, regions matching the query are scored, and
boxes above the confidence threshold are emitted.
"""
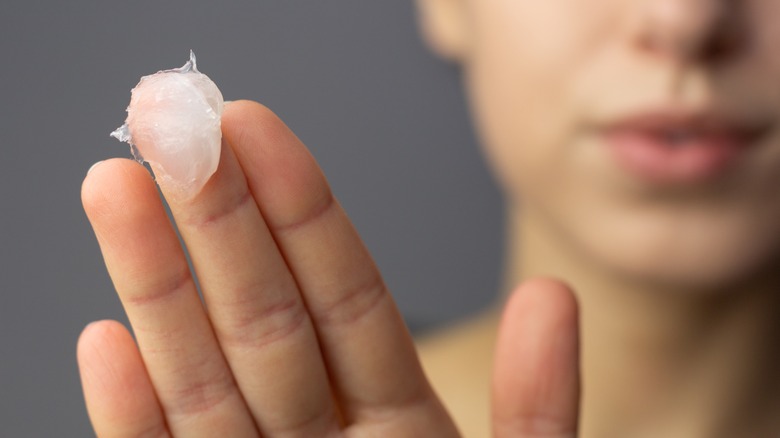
[158,141,341,435]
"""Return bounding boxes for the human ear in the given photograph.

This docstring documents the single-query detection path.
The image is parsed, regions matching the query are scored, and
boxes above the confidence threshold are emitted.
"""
[414,0,471,62]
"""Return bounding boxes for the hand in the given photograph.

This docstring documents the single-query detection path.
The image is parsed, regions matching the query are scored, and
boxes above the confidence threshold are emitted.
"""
[77,100,580,437]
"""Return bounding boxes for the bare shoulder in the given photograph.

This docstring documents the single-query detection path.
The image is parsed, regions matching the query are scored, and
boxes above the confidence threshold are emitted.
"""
[415,309,501,438]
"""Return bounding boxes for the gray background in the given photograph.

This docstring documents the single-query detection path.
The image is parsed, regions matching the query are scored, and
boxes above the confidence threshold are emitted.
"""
[0,1,503,435]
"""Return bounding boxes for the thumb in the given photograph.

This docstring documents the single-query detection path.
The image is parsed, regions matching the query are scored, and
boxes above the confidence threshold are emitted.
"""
[492,278,581,438]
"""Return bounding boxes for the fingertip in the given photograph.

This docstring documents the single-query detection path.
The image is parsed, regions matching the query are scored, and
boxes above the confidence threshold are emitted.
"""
[221,99,280,134]
[86,160,104,176]
[81,158,155,222]
[507,277,579,328]
[77,320,128,402]
[77,320,132,381]
[78,319,127,350]
[78,319,118,348]
[77,319,169,437]
[220,99,292,152]
[219,99,334,231]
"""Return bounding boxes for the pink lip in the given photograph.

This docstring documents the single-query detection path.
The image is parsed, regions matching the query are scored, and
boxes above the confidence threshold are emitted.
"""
[603,111,767,185]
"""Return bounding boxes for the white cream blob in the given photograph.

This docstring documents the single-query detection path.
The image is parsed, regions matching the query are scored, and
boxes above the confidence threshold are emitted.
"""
[111,51,224,199]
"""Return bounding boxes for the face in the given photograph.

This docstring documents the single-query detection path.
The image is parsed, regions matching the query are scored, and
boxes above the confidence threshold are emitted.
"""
[448,0,780,289]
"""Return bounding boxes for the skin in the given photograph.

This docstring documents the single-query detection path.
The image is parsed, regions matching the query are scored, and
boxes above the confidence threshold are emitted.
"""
[79,0,780,437]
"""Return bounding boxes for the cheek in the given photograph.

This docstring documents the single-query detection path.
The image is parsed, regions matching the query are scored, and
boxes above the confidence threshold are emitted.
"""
[464,1,609,202]
[753,0,780,53]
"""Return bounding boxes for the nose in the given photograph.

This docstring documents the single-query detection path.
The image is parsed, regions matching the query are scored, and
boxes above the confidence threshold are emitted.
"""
[633,0,744,62]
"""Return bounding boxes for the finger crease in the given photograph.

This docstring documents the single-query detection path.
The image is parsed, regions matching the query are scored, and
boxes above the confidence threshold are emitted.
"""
[218,297,310,350]
[186,189,253,230]
[133,420,170,438]
[164,369,238,418]
[313,276,388,327]
[263,407,339,437]
[274,191,336,233]
[125,268,194,306]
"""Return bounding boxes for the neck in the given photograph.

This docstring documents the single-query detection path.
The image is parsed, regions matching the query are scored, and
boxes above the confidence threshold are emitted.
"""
[503,204,780,437]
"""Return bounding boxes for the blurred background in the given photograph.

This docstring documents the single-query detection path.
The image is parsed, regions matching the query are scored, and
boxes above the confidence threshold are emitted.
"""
[0,1,502,435]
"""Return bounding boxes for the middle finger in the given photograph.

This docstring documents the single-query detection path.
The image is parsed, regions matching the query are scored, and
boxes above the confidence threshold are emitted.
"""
[162,141,341,437]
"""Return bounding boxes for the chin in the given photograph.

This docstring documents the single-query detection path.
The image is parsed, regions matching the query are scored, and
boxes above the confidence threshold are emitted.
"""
[576,211,780,293]
[604,246,776,294]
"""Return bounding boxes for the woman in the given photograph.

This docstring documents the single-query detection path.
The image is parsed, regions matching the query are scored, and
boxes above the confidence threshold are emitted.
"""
[77,0,780,436]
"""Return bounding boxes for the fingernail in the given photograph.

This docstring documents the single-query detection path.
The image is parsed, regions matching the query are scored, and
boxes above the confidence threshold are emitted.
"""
[87,161,103,175]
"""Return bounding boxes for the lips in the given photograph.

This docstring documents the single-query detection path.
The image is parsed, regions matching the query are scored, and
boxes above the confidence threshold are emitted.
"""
[603,111,768,185]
